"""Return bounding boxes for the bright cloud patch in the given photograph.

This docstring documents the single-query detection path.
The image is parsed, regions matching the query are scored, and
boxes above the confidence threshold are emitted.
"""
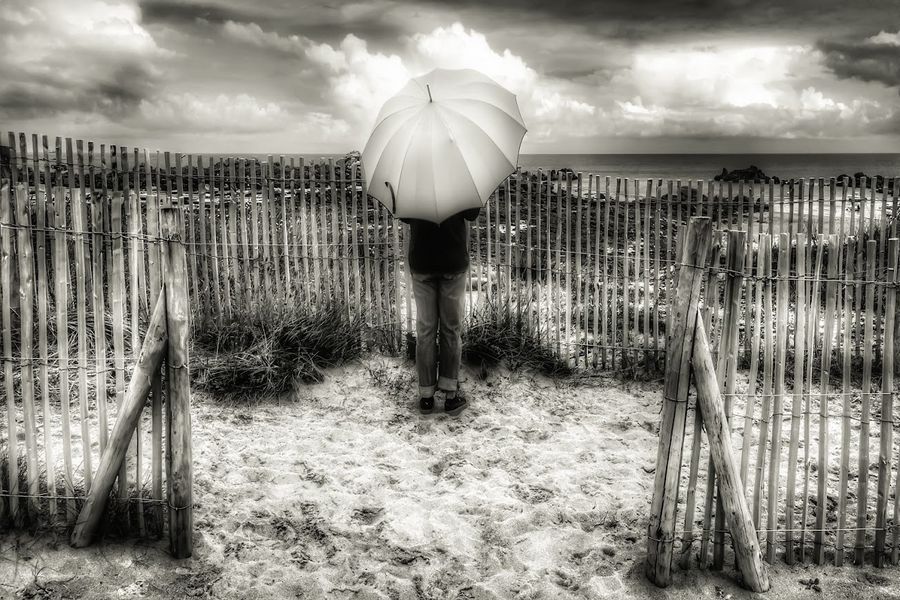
[301,22,600,146]
[868,29,900,46]
[0,0,170,119]
[139,93,289,133]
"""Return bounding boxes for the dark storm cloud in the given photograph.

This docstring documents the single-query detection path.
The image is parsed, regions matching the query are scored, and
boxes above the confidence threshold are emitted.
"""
[817,38,900,89]
[405,0,896,38]
[140,0,252,26]
[139,0,405,46]
[0,64,155,120]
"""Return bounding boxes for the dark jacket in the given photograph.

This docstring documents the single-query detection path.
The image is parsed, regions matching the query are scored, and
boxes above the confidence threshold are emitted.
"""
[401,208,481,275]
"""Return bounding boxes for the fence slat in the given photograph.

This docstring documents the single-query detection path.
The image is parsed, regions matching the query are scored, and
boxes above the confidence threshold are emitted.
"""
[785,233,808,564]
[813,234,840,563]
[13,178,40,518]
[0,179,16,522]
[836,235,855,566]
[873,238,896,565]
[111,154,129,502]
[765,233,791,562]
[34,134,56,523]
[800,234,825,562]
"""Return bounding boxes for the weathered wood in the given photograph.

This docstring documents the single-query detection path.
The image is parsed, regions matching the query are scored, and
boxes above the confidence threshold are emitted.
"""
[127,149,146,537]
[646,217,713,588]
[753,234,775,531]
[886,239,900,565]
[0,180,17,522]
[147,151,165,534]
[12,179,41,518]
[785,233,808,564]
[874,238,897,566]
[692,317,771,591]
[610,178,622,368]
[54,137,77,523]
[800,234,825,562]
[622,178,631,366]
[765,233,791,562]
[713,230,747,568]
[219,157,233,314]
[160,206,193,559]
[70,292,167,548]
[110,188,129,501]
[814,234,840,564]
[227,159,240,309]
[741,236,767,489]
[836,235,855,566]
[238,159,250,305]
[34,134,56,523]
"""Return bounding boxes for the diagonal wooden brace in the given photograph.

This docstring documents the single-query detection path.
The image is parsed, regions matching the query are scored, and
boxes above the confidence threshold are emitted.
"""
[69,290,168,548]
[692,316,770,592]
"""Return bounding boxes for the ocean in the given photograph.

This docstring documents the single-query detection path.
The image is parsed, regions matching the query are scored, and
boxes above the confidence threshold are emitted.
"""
[517,154,900,181]
[16,147,896,182]
[206,153,900,182]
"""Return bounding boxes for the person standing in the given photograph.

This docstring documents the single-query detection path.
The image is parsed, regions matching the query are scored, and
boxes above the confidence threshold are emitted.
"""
[402,207,481,416]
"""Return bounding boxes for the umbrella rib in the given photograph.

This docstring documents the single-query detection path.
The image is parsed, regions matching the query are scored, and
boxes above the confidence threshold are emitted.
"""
[394,111,426,216]
[367,105,421,142]
[367,111,424,199]
[429,106,482,207]
[439,96,526,129]
[437,104,518,173]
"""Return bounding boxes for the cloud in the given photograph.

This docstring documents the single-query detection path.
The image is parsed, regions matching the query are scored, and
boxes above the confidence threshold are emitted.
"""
[868,29,900,46]
[302,22,600,146]
[817,33,900,89]
[221,20,307,55]
[0,0,170,120]
[138,93,289,132]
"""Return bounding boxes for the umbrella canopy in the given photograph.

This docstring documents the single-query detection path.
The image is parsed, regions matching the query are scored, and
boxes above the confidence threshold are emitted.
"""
[361,68,527,223]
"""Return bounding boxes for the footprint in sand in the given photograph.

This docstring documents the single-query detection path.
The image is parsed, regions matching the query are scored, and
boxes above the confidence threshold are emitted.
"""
[514,483,555,504]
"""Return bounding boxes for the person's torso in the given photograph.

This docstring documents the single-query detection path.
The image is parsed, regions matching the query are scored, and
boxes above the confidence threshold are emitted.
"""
[407,214,470,275]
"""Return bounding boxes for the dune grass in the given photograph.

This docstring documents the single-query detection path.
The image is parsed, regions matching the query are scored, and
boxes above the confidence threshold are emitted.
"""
[191,300,364,402]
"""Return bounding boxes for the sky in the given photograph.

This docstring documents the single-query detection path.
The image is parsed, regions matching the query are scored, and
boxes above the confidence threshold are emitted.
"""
[1,0,899,154]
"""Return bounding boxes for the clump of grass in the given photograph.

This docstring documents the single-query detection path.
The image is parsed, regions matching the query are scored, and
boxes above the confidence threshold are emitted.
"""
[460,303,571,377]
[192,300,363,401]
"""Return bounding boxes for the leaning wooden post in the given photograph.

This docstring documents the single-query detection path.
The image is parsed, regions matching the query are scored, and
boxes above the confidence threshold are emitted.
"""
[70,292,168,547]
[693,317,771,591]
[646,216,713,587]
[160,205,193,559]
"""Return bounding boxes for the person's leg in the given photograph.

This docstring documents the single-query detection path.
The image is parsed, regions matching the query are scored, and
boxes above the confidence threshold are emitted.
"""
[412,273,439,399]
[437,270,467,398]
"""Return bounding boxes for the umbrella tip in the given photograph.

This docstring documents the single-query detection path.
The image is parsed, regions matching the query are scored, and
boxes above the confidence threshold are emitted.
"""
[426,84,433,103]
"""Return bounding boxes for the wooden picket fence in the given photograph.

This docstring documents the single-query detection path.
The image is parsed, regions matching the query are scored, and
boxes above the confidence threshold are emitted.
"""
[650,222,900,587]
[0,129,898,553]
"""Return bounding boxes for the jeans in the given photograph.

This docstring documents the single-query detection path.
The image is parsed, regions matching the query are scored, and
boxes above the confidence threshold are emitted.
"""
[411,270,467,398]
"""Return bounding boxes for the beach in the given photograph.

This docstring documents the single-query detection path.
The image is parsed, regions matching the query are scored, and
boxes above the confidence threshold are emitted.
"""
[3,357,900,599]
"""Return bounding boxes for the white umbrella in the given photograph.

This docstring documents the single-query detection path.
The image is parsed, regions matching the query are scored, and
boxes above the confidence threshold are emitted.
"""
[361,68,527,224]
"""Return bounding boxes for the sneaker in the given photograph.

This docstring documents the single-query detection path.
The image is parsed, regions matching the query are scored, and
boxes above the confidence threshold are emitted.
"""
[444,394,468,416]
[419,397,434,414]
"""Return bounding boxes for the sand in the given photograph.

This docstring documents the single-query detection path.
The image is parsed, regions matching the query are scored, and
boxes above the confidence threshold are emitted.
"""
[2,356,900,599]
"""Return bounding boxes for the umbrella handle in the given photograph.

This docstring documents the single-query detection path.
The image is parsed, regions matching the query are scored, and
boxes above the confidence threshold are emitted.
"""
[384,181,397,214]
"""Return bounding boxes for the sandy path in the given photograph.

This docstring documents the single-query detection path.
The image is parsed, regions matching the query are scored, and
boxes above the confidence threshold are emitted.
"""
[2,357,899,599]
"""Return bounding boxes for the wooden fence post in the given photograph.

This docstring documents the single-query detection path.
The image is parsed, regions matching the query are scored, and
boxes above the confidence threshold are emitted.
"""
[692,317,771,592]
[646,216,713,587]
[160,205,193,559]
[70,292,168,547]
